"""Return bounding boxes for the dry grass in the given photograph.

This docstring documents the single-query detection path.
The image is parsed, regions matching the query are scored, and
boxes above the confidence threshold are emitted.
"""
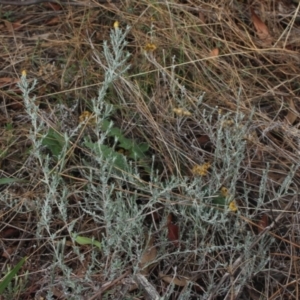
[1,0,300,299]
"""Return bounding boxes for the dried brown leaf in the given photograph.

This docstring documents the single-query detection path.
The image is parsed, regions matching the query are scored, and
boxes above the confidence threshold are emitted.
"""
[3,20,14,32]
[0,227,20,238]
[167,223,179,247]
[46,17,60,26]
[43,2,62,10]
[3,19,27,31]
[251,9,272,45]
[0,77,19,88]
[2,247,15,259]
[198,11,206,24]
[209,48,219,57]
[167,214,180,247]
[159,272,188,287]
[258,214,269,233]
[139,235,157,275]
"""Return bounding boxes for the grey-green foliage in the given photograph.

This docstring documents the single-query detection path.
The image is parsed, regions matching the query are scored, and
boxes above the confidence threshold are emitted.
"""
[158,110,272,299]
[146,51,291,299]
[7,23,298,300]
[16,25,142,299]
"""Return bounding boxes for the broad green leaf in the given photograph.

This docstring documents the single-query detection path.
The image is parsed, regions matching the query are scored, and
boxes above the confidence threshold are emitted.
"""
[201,186,228,209]
[118,137,134,150]
[84,141,129,172]
[42,128,67,157]
[84,119,151,174]
[101,119,123,138]
[136,143,149,153]
[0,257,26,294]
[108,127,123,139]
[128,142,148,159]
[211,194,226,207]
[72,233,101,250]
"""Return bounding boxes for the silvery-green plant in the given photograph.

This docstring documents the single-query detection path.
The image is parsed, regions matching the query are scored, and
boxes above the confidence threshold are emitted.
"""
[17,25,148,298]
[3,22,298,300]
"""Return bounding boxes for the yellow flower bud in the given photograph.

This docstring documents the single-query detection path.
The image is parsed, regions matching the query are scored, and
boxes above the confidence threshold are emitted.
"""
[113,21,119,29]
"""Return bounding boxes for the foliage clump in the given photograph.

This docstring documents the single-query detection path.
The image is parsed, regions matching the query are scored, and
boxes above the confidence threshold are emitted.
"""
[1,1,300,299]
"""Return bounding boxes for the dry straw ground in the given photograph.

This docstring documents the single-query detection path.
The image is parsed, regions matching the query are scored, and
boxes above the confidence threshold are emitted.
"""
[1,0,300,299]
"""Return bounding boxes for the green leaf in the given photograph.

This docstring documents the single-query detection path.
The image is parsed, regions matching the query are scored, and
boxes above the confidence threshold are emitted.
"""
[108,126,123,139]
[84,141,130,173]
[42,128,67,157]
[84,119,151,174]
[128,142,149,159]
[102,144,129,171]
[0,178,24,185]
[5,123,13,130]
[118,137,134,150]
[72,233,101,250]
[211,194,227,207]
[136,143,149,153]
[0,257,26,294]
[101,119,122,137]
[201,186,227,209]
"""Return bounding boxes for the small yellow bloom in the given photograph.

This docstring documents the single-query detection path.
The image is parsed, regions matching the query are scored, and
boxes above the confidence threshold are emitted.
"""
[192,162,211,176]
[229,200,238,212]
[220,187,229,197]
[79,111,96,125]
[21,70,27,77]
[113,21,119,29]
[144,43,157,52]
[221,119,234,128]
[182,110,192,116]
[173,108,192,117]
[173,108,182,115]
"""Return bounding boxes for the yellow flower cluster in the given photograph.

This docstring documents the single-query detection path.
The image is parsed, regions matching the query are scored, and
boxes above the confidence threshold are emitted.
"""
[144,43,157,52]
[173,108,192,117]
[113,21,119,29]
[220,186,229,197]
[192,162,211,176]
[220,187,238,212]
[229,200,238,212]
[221,119,234,127]
[79,111,96,125]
